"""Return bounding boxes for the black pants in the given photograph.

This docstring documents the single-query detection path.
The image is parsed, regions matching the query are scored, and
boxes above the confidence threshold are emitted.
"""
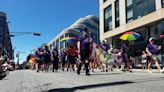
[77,49,90,74]
[77,62,89,74]
[52,61,58,71]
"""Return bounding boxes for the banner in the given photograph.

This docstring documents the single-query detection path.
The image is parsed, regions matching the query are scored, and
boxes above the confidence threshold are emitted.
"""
[90,42,114,64]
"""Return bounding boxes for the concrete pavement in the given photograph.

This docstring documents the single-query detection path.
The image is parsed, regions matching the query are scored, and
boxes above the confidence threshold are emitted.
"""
[0,70,164,92]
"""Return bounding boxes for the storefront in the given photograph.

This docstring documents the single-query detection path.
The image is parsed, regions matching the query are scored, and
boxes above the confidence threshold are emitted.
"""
[109,20,164,68]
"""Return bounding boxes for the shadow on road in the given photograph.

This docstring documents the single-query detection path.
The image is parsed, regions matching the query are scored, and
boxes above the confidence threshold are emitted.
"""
[46,76,164,92]
[0,75,7,80]
[47,81,133,92]
[91,72,122,76]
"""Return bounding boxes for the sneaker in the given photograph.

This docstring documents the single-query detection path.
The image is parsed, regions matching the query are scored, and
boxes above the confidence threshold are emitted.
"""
[129,70,133,73]
[147,70,152,73]
[77,71,80,75]
[121,70,126,72]
[160,70,164,73]
[86,73,91,76]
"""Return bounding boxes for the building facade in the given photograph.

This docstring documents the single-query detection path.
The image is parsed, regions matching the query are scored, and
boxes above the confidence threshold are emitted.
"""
[0,11,13,59]
[100,0,164,67]
[47,15,99,52]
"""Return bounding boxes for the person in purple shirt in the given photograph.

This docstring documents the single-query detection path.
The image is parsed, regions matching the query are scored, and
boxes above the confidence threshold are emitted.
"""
[146,38,164,73]
[77,28,91,76]
[121,40,132,72]
[100,40,109,52]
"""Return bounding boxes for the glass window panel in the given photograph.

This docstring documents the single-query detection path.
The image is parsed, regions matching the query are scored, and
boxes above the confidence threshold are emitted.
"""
[115,0,120,27]
[126,0,133,7]
[150,25,158,38]
[80,22,97,31]
[104,5,112,32]
[158,21,164,35]
[105,6,112,19]
[162,0,164,8]
[127,9,133,19]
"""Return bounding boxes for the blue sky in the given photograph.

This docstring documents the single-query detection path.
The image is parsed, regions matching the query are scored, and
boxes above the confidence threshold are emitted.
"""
[0,0,99,62]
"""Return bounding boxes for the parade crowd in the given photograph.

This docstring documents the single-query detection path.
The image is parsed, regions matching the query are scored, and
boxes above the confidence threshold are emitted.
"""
[28,29,164,75]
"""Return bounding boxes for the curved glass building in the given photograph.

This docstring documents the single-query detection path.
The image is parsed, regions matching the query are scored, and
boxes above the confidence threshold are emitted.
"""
[47,15,99,52]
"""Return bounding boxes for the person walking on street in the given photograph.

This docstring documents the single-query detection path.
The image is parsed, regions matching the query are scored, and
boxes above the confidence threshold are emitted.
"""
[77,28,91,76]
[146,38,164,73]
[60,48,67,71]
[43,46,51,72]
[121,40,132,72]
[35,48,43,72]
[67,43,77,72]
[141,51,147,70]
[100,40,109,72]
[51,47,59,72]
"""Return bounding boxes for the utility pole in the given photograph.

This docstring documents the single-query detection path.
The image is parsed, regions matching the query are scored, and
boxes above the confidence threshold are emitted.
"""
[16,51,25,69]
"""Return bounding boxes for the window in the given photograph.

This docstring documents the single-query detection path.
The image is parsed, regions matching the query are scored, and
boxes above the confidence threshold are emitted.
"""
[53,42,56,46]
[133,27,147,43]
[90,18,99,25]
[115,0,120,27]
[126,0,133,7]
[112,35,123,49]
[150,24,158,39]
[0,17,5,26]
[56,39,59,51]
[104,5,112,32]
[126,0,156,23]
[157,21,164,37]
[162,0,164,8]
[80,22,97,31]
[103,0,107,3]
[127,9,133,22]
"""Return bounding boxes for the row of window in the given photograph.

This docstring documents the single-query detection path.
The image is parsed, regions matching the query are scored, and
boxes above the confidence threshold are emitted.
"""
[104,0,159,32]
[104,0,119,32]
[126,0,156,23]
[162,0,164,8]
[111,21,164,56]
[80,22,98,31]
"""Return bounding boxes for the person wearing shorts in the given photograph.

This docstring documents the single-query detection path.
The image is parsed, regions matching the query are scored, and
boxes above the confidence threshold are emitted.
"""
[146,38,164,73]
[67,43,77,72]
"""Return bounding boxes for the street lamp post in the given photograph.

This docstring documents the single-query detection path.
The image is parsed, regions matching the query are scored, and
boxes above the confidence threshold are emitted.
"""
[10,32,41,37]
[16,51,25,69]
[10,32,41,69]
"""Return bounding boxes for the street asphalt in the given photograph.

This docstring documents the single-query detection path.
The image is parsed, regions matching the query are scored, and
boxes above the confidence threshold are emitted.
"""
[0,69,164,92]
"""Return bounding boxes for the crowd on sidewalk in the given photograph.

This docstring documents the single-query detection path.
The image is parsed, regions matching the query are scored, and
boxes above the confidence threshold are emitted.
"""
[28,29,164,75]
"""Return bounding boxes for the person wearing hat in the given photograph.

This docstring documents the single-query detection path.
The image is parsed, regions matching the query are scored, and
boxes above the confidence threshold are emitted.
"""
[77,28,91,76]
[146,38,163,73]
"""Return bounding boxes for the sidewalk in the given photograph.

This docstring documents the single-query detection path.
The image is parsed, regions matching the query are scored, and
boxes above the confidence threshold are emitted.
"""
[109,68,164,74]
[132,69,164,73]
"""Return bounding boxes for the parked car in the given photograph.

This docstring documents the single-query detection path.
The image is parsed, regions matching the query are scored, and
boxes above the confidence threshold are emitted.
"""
[0,65,6,79]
